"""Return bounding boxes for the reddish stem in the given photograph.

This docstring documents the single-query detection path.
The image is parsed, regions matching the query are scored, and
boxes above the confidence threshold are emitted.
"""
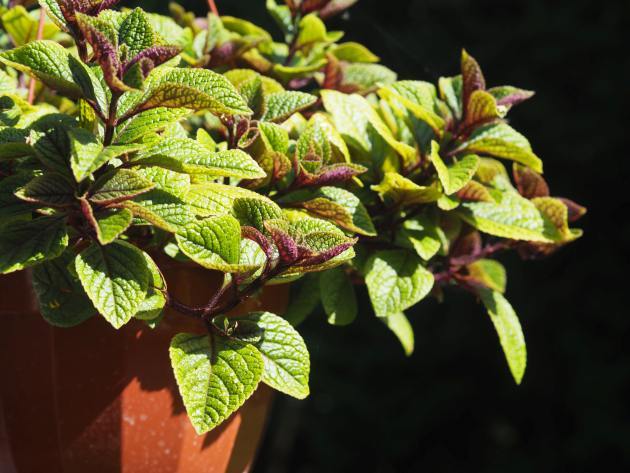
[207,0,219,16]
[28,9,46,104]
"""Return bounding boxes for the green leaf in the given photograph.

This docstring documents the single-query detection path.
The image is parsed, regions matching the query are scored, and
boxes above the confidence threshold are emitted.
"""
[364,250,434,318]
[90,169,156,205]
[459,123,543,173]
[15,173,75,207]
[230,312,310,399]
[0,40,106,106]
[38,0,67,31]
[379,81,445,135]
[135,250,166,322]
[372,172,441,207]
[467,259,507,293]
[183,183,261,217]
[68,128,103,182]
[119,8,155,58]
[296,14,327,50]
[343,63,397,91]
[136,138,266,179]
[114,108,191,144]
[0,173,38,220]
[438,75,463,120]
[121,67,252,118]
[429,141,479,195]
[332,42,379,63]
[532,196,582,242]
[262,92,317,123]
[479,289,527,384]
[175,215,247,272]
[169,333,264,434]
[32,251,95,327]
[75,241,150,329]
[121,177,195,231]
[1,6,58,46]
[320,267,357,326]
[232,197,285,231]
[93,208,134,245]
[464,89,500,127]
[266,0,293,36]
[459,180,562,243]
[288,186,375,236]
[0,216,69,274]
[321,90,417,167]
[395,216,442,261]
[69,129,142,183]
[382,312,414,356]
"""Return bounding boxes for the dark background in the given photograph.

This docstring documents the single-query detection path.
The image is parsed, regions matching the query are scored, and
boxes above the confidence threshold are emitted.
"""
[134,1,628,471]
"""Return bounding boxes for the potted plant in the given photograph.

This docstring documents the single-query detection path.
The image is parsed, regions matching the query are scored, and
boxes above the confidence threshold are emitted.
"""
[0,0,585,472]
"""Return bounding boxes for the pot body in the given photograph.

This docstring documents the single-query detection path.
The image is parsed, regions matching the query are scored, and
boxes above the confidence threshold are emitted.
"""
[0,262,288,473]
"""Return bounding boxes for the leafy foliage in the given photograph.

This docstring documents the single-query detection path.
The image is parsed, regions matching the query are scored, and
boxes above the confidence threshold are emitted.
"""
[0,0,584,434]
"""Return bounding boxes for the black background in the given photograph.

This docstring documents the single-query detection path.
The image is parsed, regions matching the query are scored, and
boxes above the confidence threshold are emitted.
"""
[130,1,629,471]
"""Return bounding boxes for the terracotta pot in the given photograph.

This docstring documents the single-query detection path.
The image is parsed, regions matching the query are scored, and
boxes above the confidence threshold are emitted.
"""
[0,261,289,473]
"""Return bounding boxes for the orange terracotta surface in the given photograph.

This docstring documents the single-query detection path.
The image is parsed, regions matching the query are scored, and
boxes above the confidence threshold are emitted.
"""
[0,263,288,473]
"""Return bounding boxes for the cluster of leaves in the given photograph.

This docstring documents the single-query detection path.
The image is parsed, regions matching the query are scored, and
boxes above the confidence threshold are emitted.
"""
[0,0,584,434]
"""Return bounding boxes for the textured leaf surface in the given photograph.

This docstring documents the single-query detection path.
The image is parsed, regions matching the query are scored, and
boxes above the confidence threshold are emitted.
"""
[15,173,75,207]
[0,173,38,220]
[0,216,68,274]
[115,108,191,144]
[364,250,434,318]
[262,92,317,122]
[32,252,95,327]
[379,81,445,135]
[0,40,105,105]
[479,289,527,384]
[430,141,479,195]
[343,63,397,90]
[233,197,285,232]
[119,8,155,58]
[169,333,263,434]
[184,183,266,217]
[459,182,562,243]
[122,168,195,233]
[90,169,155,205]
[75,241,149,328]
[175,215,246,272]
[290,186,375,236]
[231,312,310,399]
[321,90,416,166]
[372,172,441,206]
[395,217,442,261]
[137,138,265,179]
[123,67,251,117]
[320,266,357,326]
[93,208,134,245]
[69,128,103,182]
[460,123,542,173]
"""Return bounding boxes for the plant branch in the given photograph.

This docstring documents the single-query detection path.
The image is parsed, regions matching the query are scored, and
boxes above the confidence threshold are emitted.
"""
[207,0,219,16]
[103,91,121,146]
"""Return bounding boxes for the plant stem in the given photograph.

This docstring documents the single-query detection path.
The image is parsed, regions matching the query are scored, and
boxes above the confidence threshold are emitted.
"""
[207,0,219,16]
[27,9,46,105]
[103,92,121,146]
